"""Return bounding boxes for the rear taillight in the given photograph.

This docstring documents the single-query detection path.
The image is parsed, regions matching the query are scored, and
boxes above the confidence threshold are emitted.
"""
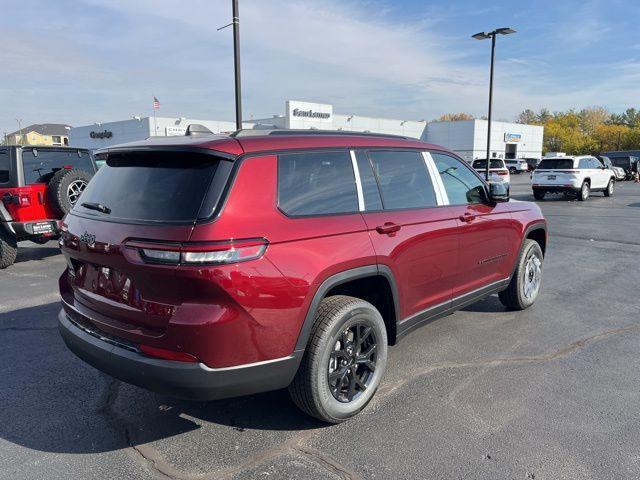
[128,238,268,266]
[139,344,198,363]
[496,170,508,176]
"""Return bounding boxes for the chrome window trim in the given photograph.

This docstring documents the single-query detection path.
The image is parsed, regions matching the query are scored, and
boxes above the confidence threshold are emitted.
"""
[422,151,450,205]
[350,149,366,211]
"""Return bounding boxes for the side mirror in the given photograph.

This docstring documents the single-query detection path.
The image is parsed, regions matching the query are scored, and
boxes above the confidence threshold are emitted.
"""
[489,182,509,202]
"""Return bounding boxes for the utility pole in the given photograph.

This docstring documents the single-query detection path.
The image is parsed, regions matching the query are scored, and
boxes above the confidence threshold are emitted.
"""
[15,118,23,145]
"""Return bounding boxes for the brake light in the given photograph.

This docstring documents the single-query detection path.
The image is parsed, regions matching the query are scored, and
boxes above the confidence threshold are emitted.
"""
[496,170,508,176]
[139,344,198,363]
[128,238,268,266]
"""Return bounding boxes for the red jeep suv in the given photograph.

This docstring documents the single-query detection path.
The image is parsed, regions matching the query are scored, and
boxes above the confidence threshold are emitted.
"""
[1,146,96,268]
[58,129,547,423]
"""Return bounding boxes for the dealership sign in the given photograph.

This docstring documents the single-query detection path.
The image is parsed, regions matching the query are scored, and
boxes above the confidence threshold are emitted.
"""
[166,126,187,136]
[504,133,522,143]
[292,108,331,119]
[90,130,113,139]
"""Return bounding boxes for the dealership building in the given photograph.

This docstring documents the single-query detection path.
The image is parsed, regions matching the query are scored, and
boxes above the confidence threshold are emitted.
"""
[69,100,543,160]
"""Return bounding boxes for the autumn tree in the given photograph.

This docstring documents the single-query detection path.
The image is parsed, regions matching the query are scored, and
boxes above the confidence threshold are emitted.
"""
[434,113,475,122]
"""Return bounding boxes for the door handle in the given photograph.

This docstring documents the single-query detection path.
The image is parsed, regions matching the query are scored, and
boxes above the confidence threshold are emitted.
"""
[376,222,401,235]
[459,213,475,223]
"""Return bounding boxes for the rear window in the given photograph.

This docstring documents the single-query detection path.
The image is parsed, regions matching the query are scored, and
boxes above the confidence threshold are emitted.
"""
[75,152,221,223]
[538,159,574,170]
[278,151,358,216]
[0,150,8,184]
[472,160,505,169]
[22,149,94,184]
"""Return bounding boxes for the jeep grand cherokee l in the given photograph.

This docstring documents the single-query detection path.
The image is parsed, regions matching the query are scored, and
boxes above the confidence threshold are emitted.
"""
[58,129,547,423]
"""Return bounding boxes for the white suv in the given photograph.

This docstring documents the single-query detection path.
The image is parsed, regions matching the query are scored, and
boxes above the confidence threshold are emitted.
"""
[532,156,616,201]
[505,158,529,174]
[471,159,510,189]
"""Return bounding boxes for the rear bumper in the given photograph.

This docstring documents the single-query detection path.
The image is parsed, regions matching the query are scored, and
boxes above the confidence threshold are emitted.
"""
[9,220,60,237]
[532,185,580,193]
[58,308,302,401]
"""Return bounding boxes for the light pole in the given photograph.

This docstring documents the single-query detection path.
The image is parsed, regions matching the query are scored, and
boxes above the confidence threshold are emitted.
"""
[472,27,516,181]
[218,1,243,131]
[15,118,23,145]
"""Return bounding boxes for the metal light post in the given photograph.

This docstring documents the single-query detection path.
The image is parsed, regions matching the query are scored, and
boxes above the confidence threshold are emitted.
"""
[472,27,516,181]
[219,1,243,131]
[15,118,23,145]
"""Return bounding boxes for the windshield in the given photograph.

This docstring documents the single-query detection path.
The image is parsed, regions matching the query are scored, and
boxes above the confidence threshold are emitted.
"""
[538,159,574,170]
[472,160,505,169]
[22,149,94,184]
[74,151,221,223]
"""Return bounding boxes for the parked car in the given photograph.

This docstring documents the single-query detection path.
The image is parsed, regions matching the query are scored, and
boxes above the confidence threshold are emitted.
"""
[531,156,616,201]
[523,157,541,171]
[600,156,626,181]
[0,145,96,268]
[504,158,528,174]
[603,155,638,180]
[471,159,510,192]
[57,129,547,423]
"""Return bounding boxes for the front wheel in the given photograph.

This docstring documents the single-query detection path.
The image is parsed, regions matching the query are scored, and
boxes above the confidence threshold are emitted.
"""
[499,239,544,310]
[604,178,614,197]
[289,295,388,423]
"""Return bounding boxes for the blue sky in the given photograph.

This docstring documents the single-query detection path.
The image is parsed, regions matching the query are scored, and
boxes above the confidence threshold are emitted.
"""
[1,0,638,135]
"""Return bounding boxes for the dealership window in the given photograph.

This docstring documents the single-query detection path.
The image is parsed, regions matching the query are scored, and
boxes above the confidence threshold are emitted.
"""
[278,151,358,216]
[52,136,62,145]
[368,150,436,210]
[0,150,9,183]
[353,151,383,211]
[432,152,485,205]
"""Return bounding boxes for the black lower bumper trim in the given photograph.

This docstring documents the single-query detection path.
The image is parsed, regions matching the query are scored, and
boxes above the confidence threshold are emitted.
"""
[58,309,302,401]
[532,186,580,193]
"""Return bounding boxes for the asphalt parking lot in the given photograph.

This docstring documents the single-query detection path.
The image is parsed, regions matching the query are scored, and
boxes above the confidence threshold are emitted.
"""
[1,174,639,480]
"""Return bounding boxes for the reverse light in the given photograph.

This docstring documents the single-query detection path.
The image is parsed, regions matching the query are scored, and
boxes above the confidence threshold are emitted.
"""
[140,248,181,264]
[139,344,198,363]
[181,239,267,265]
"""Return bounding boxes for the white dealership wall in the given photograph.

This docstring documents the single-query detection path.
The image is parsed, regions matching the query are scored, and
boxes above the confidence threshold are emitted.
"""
[424,120,544,162]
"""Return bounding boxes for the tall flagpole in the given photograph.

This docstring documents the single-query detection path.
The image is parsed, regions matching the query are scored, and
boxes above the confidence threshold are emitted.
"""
[153,95,157,136]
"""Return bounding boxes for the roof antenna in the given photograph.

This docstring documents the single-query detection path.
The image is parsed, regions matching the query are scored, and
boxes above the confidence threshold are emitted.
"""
[185,124,213,137]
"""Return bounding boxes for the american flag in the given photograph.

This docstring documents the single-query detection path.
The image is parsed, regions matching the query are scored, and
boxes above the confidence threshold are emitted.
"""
[152,96,160,109]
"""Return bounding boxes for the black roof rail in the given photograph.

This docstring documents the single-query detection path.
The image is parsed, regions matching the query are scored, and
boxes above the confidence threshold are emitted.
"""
[230,129,413,140]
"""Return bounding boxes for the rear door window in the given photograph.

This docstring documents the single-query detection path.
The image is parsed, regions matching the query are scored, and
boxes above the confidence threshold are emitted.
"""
[75,151,222,223]
[278,150,358,216]
[22,149,95,184]
[368,150,436,210]
[0,149,9,184]
[472,159,505,170]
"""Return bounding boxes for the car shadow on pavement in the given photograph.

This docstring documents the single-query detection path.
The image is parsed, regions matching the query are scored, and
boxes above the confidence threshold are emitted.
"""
[15,244,61,264]
[461,294,507,313]
[0,302,322,455]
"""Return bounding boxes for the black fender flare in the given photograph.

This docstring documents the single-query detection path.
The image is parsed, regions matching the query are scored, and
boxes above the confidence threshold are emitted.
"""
[293,264,400,352]
[508,223,547,281]
[0,200,15,235]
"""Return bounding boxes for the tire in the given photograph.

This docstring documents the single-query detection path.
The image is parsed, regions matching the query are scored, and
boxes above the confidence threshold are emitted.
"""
[499,239,543,310]
[533,190,545,200]
[0,228,18,269]
[578,181,590,201]
[289,295,388,423]
[509,167,517,174]
[604,178,614,197]
[47,169,92,216]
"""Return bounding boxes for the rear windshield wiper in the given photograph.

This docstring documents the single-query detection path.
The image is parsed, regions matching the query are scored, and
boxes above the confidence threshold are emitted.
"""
[81,202,111,214]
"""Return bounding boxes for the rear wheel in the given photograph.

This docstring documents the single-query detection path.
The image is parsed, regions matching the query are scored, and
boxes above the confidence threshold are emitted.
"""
[499,239,543,310]
[289,295,388,423]
[509,167,517,174]
[578,181,590,201]
[0,228,18,269]
[533,190,545,200]
[604,178,614,197]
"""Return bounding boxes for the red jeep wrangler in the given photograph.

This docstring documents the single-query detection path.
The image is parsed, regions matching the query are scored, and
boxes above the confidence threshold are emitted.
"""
[0,146,96,268]
[58,129,546,423]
